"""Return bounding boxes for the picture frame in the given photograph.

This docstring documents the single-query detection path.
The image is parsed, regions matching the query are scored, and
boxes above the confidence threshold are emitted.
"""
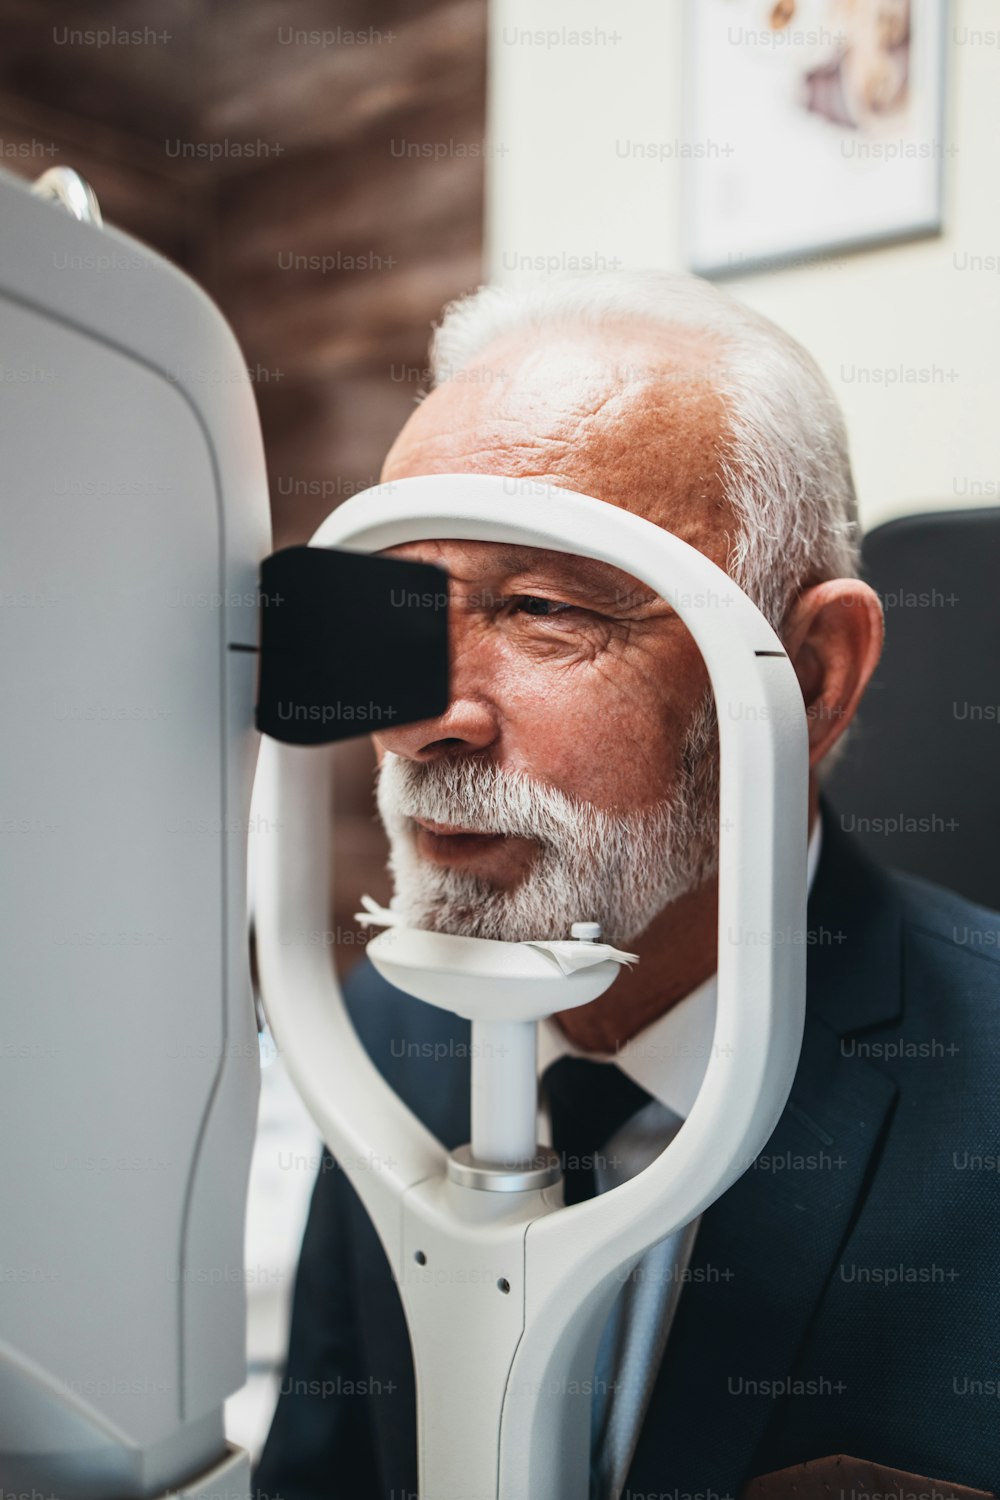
[683,0,949,277]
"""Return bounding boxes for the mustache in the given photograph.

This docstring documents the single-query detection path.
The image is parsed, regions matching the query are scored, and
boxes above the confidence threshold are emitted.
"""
[375,753,620,844]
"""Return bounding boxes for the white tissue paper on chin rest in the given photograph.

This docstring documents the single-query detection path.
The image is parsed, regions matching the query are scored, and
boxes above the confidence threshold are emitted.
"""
[353,896,638,975]
[522,941,639,975]
[354,894,404,929]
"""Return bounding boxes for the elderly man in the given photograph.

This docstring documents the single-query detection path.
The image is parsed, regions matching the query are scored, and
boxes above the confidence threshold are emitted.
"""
[255,273,1000,1499]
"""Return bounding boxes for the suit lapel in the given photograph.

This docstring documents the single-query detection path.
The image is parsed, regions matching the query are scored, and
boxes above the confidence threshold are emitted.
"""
[626,806,904,1495]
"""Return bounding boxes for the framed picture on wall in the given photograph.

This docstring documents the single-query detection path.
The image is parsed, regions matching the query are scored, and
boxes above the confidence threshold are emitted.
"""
[683,0,948,277]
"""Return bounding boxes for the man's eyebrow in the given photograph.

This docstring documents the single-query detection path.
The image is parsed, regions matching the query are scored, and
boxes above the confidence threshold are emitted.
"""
[454,545,657,609]
[489,546,644,594]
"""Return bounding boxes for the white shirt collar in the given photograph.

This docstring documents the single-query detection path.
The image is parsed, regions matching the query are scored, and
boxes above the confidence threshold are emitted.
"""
[537,815,824,1120]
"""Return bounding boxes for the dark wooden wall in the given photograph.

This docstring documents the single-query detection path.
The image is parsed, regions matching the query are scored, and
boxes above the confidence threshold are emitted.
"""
[0,0,487,964]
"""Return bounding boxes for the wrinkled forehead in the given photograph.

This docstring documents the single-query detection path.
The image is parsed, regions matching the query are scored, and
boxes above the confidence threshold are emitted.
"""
[380,320,736,570]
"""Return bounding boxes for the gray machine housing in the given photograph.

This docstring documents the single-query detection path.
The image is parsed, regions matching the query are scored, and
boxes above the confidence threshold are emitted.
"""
[0,168,270,1498]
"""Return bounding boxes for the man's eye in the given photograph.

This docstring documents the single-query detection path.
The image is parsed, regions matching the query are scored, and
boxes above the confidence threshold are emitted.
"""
[511,596,576,618]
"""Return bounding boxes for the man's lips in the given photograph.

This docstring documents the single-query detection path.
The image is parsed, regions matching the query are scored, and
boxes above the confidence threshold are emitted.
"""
[413,818,497,837]
[412,817,512,864]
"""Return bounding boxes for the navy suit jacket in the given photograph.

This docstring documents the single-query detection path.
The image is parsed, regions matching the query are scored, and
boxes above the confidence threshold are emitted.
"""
[254,805,1000,1498]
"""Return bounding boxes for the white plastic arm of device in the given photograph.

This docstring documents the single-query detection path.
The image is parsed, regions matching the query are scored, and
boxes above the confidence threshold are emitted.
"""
[252,473,808,1499]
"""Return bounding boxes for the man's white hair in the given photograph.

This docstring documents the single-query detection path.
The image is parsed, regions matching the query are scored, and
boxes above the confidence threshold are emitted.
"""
[428,269,860,632]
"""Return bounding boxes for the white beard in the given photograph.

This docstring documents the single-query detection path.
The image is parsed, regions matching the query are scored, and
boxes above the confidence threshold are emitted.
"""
[375,690,720,948]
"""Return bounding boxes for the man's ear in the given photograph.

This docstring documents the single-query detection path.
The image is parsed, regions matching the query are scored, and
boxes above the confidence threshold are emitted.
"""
[780,579,884,770]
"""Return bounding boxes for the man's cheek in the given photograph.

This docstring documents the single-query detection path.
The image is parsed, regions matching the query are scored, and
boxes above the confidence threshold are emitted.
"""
[501,636,606,672]
[507,706,666,806]
[503,628,648,692]
[508,660,660,738]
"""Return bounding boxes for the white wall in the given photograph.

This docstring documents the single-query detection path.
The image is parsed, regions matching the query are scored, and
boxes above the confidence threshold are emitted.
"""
[486,0,1000,533]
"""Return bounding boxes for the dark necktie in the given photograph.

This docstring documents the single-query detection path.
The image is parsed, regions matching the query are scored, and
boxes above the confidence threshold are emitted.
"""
[542,1055,654,1205]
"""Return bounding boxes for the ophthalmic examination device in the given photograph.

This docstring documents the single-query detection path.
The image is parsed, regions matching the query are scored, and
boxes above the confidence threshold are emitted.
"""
[0,167,808,1500]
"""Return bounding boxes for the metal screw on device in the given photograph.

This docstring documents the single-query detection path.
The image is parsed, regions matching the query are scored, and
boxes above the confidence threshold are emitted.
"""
[570,922,602,942]
[30,167,103,227]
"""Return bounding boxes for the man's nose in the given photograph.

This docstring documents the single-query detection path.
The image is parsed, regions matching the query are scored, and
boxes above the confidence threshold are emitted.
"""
[375,634,500,762]
[376,700,497,762]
